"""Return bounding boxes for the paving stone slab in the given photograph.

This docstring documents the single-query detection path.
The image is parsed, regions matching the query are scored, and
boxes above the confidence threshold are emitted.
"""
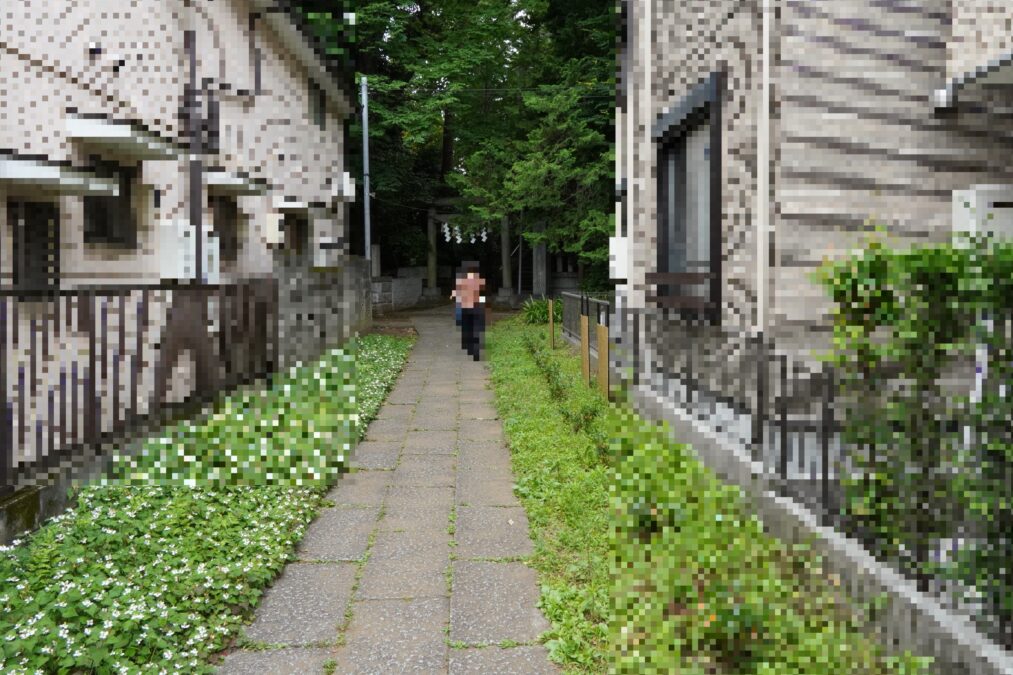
[297,506,379,561]
[456,477,518,507]
[379,503,452,533]
[449,646,559,674]
[349,447,400,471]
[450,562,549,644]
[456,506,532,559]
[392,455,456,487]
[375,405,416,422]
[409,416,458,432]
[455,451,513,481]
[422,385,459,399]
[456,443,512,470]
[365,419,408,441]
[403,430,457,454]
[459,403,498,420]
[384,392,422,407]
[369,528,451,562]
[457,420,504,443]
[328,471,392,506]
[356,558,449,600]
[243,563,356,644]
[385,485,455,509]
[459,391,495,406]
[336,598,450,673]
[216,647,337,674]
[414,406,460,423]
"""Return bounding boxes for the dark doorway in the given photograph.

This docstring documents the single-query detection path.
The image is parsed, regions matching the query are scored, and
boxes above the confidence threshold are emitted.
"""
[8,201,60,291]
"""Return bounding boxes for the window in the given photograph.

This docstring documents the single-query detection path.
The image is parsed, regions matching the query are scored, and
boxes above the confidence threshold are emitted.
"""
[309,79,326,130]
[210,195,240,264]
[651,71,723,322]
[282,212,309,258]
[8,200,60,291]
[83,159,139,248]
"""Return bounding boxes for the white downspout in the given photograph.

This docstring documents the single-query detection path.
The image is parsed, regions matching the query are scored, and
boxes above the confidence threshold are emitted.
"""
[756,0,772,335]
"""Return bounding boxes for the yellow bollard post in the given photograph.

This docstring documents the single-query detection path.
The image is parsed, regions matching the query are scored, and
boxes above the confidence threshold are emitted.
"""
[548,299,555,349]
[580,314,590,383]
[597,322,609,398]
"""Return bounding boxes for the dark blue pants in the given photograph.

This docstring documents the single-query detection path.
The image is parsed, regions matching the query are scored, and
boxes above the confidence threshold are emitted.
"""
[460,307,484,360]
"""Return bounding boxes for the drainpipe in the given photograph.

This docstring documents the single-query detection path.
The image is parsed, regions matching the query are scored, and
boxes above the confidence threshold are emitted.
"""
[185,30,203,284]
[756,0,773,336]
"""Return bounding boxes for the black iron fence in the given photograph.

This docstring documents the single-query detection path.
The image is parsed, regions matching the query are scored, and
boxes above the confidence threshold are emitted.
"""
[563,293,1013,647]
[0,279,279,494]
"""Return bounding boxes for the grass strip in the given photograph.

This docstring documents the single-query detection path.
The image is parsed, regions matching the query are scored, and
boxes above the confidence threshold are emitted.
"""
[0,333,413,674]
[485,316,933,674]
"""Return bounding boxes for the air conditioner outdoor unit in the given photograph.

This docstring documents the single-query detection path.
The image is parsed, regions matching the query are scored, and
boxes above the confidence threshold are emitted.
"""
[952,184,1013,240]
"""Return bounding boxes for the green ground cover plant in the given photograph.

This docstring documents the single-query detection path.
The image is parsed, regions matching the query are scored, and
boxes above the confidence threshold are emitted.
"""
[0,333,413,674]
[484,317,932,674]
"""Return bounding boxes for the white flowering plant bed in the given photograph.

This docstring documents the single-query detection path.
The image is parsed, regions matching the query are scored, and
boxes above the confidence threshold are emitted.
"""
[0,333,414,674]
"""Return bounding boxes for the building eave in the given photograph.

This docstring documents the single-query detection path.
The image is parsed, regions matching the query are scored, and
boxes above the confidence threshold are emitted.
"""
[0,154,120,197]
[66,115,181,161]
[250,0,355,119]
[934,51,1013,110]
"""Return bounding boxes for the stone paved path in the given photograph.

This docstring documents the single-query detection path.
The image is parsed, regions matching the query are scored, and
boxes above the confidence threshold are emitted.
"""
[219,306,558,674]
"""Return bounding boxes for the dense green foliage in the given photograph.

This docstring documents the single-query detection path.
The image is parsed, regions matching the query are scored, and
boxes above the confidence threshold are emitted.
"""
[486,317,932,674]
[312,0,614,287]
[817,235,1013,632]
[522,297,563,325]
[0,334,414,673]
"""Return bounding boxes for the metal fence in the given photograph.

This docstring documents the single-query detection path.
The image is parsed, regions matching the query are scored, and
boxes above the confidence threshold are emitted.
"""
[0,279,279,494]
[566,293,1013,646]
[560,292,613,356]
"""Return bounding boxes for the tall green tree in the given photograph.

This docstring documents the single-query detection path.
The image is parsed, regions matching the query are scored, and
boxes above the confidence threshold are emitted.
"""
[297,0,615,288]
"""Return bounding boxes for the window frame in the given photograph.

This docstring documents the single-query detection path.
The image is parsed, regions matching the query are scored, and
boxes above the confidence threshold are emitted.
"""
[83,158,140,249]
[651,70,724,325]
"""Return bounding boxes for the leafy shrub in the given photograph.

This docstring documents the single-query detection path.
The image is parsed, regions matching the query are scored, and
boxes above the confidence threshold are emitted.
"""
[522,297,563,325]
[817,235,1013,631]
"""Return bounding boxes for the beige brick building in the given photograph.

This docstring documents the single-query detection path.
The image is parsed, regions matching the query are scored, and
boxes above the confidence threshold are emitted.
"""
[614,0,1013,378]
[0,1,357,478]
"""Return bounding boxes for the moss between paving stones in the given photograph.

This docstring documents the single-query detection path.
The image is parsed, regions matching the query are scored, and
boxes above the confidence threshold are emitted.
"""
[484,317,933,675]
[0,333,413,674]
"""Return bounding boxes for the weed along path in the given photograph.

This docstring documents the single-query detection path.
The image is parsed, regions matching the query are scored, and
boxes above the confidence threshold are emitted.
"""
[219,306,558,674]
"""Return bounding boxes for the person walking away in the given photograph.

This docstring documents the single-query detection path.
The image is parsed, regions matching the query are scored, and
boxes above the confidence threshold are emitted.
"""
[451,262,486,360]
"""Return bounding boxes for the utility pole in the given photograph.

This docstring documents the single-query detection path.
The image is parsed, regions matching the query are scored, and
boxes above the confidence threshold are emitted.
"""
[361,76,372,267]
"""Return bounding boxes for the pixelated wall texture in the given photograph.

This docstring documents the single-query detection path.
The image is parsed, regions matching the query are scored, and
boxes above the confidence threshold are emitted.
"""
[949,0,1013,80]
[0,0,348,288]
[621,0,1013,405]
[0,0,360,488]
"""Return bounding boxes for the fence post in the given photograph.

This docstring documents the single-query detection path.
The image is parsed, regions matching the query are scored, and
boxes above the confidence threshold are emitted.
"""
[822,367,833,521]
[779,353,789,483]
[633,309,640,387]
[548,298,555,349]
[752,334,766,464]
[580,297,590,385]
[597,321,609,399]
